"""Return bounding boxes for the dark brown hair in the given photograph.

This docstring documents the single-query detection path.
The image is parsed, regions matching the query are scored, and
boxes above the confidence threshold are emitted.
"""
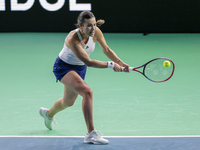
[75,11,105,27]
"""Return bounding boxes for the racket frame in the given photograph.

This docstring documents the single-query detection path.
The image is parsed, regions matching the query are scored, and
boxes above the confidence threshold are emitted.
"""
[129,57,175,83]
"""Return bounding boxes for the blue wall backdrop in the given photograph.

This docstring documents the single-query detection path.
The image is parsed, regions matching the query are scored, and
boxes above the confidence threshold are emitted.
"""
[1,0,200,33]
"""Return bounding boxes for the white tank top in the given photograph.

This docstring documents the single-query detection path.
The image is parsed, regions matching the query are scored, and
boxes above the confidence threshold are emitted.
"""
[59,29,96,65]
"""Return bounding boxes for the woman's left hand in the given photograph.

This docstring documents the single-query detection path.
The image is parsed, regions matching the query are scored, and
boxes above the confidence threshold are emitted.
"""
[122,63,130,73]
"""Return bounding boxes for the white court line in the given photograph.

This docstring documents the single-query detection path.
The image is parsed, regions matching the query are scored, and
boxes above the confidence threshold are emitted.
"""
[0,135,200,138]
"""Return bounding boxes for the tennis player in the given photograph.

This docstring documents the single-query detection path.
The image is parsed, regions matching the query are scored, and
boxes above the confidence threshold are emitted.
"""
[40,11,129,145]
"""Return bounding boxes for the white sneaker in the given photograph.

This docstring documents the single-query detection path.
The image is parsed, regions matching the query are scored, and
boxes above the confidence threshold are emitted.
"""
[39,107,57,130]
[83,129,109,145]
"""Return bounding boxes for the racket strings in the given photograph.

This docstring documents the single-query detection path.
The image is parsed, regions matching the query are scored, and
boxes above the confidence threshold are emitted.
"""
[144,59,173,81]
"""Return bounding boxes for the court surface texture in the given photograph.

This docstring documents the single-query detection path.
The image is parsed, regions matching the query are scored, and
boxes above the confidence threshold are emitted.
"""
[0,33,200,149]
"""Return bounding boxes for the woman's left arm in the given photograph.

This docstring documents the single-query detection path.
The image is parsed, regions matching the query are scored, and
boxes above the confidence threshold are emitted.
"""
[96,27,129,72]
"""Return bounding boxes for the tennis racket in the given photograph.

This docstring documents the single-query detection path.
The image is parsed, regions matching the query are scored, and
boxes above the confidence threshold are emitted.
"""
[123,57,175,83]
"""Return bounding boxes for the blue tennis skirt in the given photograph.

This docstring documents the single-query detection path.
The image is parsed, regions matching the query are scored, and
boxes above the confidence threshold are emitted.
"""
[53,57,87,82]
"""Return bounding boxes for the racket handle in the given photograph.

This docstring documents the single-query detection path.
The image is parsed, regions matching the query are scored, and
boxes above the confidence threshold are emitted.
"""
[122,67,134,71]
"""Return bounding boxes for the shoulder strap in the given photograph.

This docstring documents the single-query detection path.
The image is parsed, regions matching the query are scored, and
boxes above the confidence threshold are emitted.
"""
[76,29,85,47]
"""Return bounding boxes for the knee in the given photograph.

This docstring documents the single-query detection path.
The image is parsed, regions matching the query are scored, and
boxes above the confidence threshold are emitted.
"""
[83,85,93,100]
[66,101,75,107]
[62,98,75,108]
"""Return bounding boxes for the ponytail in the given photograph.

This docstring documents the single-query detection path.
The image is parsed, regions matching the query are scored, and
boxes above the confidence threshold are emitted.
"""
[96,19,105,27]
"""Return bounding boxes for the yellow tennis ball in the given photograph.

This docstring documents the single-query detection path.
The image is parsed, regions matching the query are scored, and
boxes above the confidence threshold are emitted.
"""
[163,61,171,68]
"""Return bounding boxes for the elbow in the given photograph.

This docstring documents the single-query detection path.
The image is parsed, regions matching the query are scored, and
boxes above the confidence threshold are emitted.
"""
[86,63,93,67]
[103,46,111,54]
[84,60,93,67]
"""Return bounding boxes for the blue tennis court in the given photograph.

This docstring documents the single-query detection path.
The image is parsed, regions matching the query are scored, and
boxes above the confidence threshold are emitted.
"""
[1,136,200,150]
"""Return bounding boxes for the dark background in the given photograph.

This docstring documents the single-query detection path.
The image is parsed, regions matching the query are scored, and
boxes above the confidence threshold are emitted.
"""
[1,0,200,33]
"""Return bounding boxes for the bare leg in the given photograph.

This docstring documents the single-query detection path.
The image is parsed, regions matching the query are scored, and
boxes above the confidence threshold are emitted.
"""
[81,86,94,133]
[50,71,94,133]
[48,85,78,118]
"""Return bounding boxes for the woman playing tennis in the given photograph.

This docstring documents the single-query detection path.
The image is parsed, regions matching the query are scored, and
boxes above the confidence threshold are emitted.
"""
[40,11,129,145]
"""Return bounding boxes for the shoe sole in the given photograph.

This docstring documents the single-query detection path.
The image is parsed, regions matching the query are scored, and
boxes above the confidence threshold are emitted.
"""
[83,140,108,145]
[39,108,43,117]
